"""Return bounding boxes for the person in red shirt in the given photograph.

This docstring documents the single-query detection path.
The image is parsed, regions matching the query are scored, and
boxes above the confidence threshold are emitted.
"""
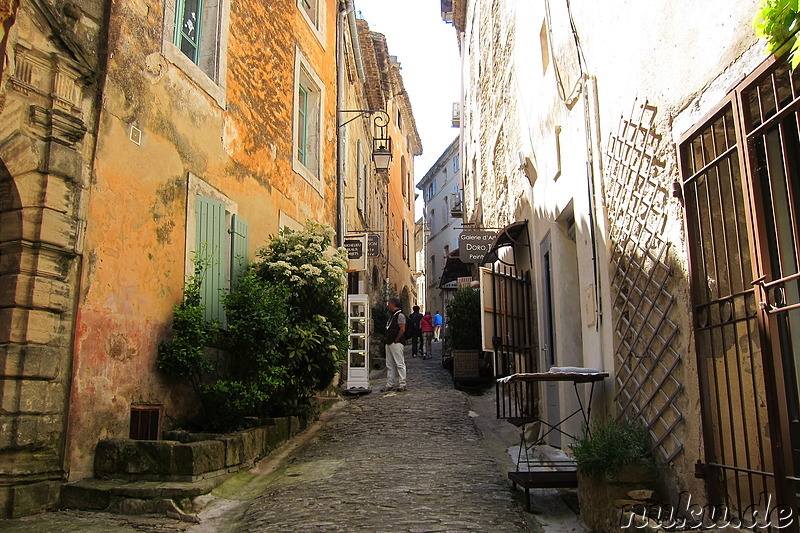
[420,311,435,360]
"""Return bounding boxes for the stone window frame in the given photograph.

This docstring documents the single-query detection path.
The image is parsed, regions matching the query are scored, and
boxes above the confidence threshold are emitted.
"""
[162,0,230,108]
[292,48,325,197]
[297,0,326,47]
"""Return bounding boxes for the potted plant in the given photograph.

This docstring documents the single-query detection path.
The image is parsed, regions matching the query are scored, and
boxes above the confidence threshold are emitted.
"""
[570,418,658,533]
[446,287,482,382]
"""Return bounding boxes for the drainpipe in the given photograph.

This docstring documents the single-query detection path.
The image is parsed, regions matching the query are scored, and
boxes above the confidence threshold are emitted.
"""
[336,4,346,247]
[345,0,366,83]
[337,0,366,248]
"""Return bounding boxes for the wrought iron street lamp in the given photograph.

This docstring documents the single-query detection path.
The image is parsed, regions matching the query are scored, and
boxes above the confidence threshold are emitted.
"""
[338,109,393,171]
[371,111,392,171]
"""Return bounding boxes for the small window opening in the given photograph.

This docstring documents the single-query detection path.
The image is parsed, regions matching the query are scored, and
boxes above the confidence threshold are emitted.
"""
[130,405,163,440]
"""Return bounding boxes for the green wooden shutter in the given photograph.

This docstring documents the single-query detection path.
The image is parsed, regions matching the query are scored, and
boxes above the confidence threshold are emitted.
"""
[195,194,226,325]
[298,85,308,164]
[175,0,203,64]
[230,214,250,290]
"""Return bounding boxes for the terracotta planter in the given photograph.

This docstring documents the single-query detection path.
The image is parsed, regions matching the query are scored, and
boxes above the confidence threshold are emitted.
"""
[577,463,659,533]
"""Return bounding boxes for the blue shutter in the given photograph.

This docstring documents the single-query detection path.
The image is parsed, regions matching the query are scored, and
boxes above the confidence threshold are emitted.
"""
[230,214,250,290]
[195,195,226,325]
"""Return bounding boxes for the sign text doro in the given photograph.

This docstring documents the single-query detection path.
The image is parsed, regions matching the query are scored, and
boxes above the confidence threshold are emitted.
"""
[458,231,494,263]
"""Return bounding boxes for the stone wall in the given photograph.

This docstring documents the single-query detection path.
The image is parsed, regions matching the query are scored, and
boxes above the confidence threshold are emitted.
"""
[0,0,105,518]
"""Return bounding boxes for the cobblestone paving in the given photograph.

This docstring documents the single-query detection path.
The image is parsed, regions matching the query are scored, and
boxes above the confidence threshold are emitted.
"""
[241,342,534,532]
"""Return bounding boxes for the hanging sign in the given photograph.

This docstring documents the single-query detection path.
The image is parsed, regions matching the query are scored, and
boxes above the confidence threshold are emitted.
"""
[344,234,367,271]
[459,231,495,263]
[367,234,380,257]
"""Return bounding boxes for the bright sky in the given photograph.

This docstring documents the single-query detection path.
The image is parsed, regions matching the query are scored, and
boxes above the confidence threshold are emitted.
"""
[354,0,461,218]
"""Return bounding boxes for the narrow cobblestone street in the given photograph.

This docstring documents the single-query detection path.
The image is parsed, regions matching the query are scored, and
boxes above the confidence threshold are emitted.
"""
[0,341,587,532]
[237,341,534,532]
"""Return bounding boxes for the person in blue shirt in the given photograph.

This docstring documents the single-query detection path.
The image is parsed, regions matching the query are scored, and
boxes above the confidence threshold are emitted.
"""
[433,311,443,342]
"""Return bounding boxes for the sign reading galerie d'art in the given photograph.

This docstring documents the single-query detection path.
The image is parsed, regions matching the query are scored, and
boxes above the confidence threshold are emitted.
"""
[459,231,494,263]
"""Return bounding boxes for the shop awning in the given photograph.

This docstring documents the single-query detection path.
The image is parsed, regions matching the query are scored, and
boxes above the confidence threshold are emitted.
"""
[483,220,529,264]
[439,248,472,288]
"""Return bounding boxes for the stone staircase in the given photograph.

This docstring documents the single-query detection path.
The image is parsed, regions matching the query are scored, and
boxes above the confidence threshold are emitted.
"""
[60,417,308,520]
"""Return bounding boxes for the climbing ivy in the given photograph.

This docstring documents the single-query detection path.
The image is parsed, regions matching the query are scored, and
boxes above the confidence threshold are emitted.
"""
[755,0,800,69]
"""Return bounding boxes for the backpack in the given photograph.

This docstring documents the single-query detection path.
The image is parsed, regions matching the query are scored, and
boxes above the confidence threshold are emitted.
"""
[403,314,415,341]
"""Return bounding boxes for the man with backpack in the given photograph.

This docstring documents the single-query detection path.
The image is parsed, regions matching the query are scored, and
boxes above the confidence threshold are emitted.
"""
[408,305,424,358]
[382,297,407,392]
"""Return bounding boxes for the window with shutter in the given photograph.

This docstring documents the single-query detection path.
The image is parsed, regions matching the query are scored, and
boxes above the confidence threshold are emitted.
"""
[293,51,324,193]
[230,214,250,289]
[195,194,227,325]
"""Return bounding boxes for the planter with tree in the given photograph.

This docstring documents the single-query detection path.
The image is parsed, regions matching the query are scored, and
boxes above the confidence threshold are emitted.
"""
[446,287,483,383]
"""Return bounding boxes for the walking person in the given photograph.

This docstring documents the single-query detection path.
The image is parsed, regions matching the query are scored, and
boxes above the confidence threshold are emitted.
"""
[433,311,443,342]
[420,311,434,360]
[408,305,424,358]
[382,297,407,392]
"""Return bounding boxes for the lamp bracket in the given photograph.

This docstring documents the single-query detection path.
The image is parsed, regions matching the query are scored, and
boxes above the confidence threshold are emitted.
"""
[337,109,390,128]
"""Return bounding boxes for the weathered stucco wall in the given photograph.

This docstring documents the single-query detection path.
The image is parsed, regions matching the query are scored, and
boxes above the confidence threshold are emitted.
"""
[457,0,764,503]
[66,0,341,480]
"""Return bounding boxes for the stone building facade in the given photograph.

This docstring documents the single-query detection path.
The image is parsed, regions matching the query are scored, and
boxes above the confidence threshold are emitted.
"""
[356,19,421,311]
[448,0,800,518]
[66,0,343,490]
[0,0,105,517]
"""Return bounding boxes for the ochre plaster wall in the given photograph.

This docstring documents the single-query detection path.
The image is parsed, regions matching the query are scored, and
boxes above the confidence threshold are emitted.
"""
[66,0,339,480]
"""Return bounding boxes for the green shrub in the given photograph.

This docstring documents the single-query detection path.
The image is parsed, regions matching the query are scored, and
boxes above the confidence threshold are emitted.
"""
[569,418,655,476]
[207,271,290,429]
[254,222,348,417]
[158,222,348,431]
[157,260,212,406]
[446,288,481,349]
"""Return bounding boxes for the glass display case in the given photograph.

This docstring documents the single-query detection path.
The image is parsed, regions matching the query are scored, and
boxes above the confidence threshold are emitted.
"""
[346,294,370,390]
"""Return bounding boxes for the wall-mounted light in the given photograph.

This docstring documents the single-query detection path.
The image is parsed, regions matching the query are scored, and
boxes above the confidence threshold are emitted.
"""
[371,111,392,171]
[338,109,393,171]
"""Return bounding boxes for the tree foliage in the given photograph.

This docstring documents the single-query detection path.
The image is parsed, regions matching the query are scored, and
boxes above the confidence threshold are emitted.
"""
[446,288,482,350]
[755,0,800,69]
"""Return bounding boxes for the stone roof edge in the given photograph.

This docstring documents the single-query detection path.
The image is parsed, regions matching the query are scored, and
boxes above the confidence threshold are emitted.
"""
[356,19,385,111]
[453,0,467,33]
[389,64,423,157]
[357,18,423,158]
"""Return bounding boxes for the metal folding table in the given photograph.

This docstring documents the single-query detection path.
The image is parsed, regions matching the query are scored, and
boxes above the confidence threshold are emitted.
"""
[497,370,609,511]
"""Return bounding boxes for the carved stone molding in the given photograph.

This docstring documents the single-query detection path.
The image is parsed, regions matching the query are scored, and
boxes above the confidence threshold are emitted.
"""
[29,105,86,145]
[11,44,84,117]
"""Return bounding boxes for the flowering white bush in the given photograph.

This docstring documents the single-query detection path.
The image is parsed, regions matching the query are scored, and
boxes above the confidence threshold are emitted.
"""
[254,222,349,415]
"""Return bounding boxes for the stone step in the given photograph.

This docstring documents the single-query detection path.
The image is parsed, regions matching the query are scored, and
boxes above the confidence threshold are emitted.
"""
[60,476,228,519]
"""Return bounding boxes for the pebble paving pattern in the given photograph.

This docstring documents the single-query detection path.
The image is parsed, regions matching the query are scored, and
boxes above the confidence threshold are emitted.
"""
[241,342,531,532]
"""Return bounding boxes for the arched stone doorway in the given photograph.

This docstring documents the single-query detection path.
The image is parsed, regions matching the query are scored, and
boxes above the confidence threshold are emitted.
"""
[400,286,411,313]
